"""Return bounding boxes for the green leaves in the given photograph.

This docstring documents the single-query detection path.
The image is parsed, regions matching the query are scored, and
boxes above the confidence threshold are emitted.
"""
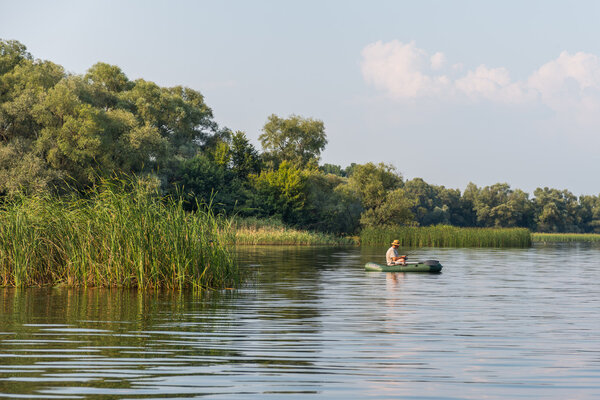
[249,161,307,223]
[259,114,327,168]
[0,40,221,194]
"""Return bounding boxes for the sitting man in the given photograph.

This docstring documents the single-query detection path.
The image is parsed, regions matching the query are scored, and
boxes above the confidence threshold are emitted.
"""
[386,239,407,266]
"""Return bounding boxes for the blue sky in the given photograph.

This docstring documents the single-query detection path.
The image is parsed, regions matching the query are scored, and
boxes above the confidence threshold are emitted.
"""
[2,0,600,195]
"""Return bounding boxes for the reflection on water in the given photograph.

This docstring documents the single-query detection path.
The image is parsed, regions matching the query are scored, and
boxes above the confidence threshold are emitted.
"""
[0,243,599,399]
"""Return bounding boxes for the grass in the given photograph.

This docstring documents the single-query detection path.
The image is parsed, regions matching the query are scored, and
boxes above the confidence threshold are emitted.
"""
[0,178,239,289]
[532,233,600,242]
[360,225,532,248]
[232,217,356,245]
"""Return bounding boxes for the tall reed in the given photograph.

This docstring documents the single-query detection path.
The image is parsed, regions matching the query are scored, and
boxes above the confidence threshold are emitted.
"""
[232,217,355,245]
[360,225,531,248]
[532,233,600,242]
[0,179,238,289]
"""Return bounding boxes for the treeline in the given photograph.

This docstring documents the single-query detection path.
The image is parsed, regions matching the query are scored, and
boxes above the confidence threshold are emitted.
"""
[2,39,600,234]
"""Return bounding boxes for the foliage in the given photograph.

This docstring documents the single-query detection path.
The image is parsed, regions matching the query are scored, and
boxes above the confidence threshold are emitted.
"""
[0,178,238,288]
[232,216,355,245]
[319,163,346,177]
[346,162,403,208]
[344,162,414,228]
[229,131,262,178]
[359,189,415,227]
[578,195,600,233]
[0,40,219,194]
[533,187,581,232]
[300,170,362,234]
[247,161,307,224]
[463,183,535,228]
[259,114,327,168]
[5,39,600,239]
[532,233,600,242]
[170,154,246,213]
[360,225,531,248]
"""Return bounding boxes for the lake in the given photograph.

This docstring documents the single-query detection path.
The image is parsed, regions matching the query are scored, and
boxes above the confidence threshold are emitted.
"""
[0,243,599,399]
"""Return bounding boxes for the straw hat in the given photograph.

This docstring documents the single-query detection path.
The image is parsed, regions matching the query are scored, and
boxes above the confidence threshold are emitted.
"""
[391,239,400,246]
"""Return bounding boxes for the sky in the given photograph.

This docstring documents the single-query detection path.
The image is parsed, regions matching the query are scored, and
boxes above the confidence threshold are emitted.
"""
[2,0,600,195]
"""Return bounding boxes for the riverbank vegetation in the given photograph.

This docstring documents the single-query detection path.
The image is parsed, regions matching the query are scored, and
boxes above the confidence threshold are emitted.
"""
[361,226,531,248]
[233,217,355,245]
[0,179,238,288]
[2,38,600,258]
[532,233,600,242]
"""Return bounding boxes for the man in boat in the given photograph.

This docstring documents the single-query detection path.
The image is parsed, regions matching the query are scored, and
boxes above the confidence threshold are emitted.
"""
[386,240,407,266]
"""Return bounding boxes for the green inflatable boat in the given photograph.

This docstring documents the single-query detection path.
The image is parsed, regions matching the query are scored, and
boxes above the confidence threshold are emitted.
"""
[365,260,443,273]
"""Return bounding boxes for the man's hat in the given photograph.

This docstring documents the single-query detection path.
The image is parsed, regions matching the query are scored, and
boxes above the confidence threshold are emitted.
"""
[391,239,400,246]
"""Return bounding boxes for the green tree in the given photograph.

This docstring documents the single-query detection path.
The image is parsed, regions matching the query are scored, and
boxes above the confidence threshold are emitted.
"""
[437,186,474,226]
[319,163,345,177]
[123,80,217,160]
[359,188,415,227]
[533,187,580,232]
[171,154,245,213]
[229,131,262,179]
[578,194,600,233]
[247,161,307,224]
[259,114,327,168]
[0,39,31,76]
[345,162,414,227]
[346,162,403,209]
[463,183,534,228]
[298,170,362,233]
[0,41,224,194]
[84,62,132,110]
[403,178,438,225]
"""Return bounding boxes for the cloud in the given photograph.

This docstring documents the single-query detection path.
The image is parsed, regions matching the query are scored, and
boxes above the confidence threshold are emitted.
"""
[361,40,600,122]
[430,52,446,70]
[360,40,450,99]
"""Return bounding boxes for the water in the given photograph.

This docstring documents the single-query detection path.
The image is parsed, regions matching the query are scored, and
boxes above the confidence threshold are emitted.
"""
[0,244,599,399]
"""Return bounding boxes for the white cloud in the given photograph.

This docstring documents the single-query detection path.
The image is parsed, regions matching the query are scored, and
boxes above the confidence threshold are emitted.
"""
[361,40,450,98]
[454,65,531,103]
[361,41,600,123]
[528,51,600,108]
[430,52,446,70]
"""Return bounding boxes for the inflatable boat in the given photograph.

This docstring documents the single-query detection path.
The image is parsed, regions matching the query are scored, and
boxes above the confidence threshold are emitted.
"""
[364,260,443,273]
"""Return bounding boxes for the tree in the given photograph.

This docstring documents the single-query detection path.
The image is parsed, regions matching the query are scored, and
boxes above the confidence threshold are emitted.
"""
[403,178,438,225]
[171,154,244,213]
[579,194,600,233]
[346,162,403,209]
[319,163,346,177]
[462,183,534,228]
[437,186,474,226]
[84,62,132,110]
[345,162,413,227]
[359,188,415,227]
[0,40,224,194]
[229,131,262,179]
[0,39,31,76]
[247,161,307,224]
[299,170,362,234]
[533,187,580,232]
[259,114,327,168]
[122,80,218,162]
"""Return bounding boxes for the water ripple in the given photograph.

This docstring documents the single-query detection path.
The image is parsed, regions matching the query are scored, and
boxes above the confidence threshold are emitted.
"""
[0,244,598,399]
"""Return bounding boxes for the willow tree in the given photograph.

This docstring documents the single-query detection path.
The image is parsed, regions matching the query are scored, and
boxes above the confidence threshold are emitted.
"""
[259,114,327,168]
[0,40,222,195]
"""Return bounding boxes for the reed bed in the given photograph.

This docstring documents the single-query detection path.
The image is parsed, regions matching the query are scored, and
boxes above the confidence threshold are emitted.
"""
[360,225,531,248]
[0,179,238,289]
[233,217,355,245]
[532,233,600,242]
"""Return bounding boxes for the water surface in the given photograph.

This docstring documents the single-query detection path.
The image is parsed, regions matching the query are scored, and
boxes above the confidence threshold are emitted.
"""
[0,244,599,399]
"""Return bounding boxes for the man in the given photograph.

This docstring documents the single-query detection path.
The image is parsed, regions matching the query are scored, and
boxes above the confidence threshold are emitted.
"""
[386,239,407,266]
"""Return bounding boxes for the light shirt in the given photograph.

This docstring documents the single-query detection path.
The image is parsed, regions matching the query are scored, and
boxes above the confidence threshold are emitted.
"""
[386,246,400,266]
